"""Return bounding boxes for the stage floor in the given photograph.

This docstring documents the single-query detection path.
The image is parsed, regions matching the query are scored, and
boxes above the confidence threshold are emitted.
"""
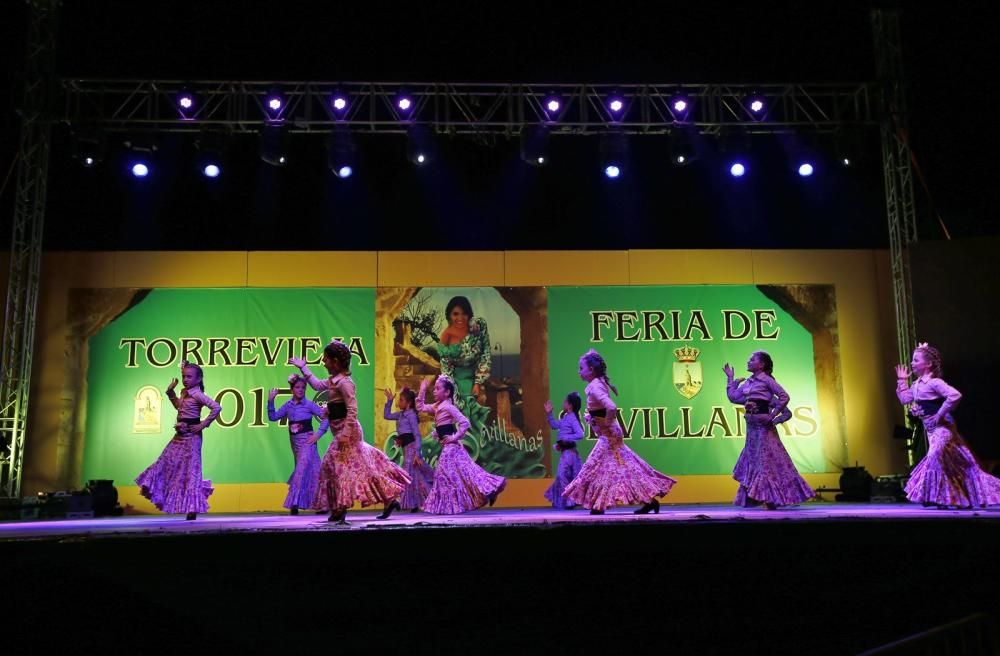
[3,501,998,541]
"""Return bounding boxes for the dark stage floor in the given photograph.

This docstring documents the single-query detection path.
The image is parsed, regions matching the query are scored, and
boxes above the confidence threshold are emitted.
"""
[5,503,999,655]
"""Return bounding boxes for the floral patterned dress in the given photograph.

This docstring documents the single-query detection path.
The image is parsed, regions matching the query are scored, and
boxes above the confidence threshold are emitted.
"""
[436,317,492,398]
[303,371,411,512]
[726,372,815,507]
[897,375,1000,507]
[416,395,506,514]
[563,378,676,511]
[384,400,435,510]
[135,387,221,514]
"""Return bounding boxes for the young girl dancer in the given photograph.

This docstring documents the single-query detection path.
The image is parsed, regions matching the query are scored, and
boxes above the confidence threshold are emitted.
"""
[268,375,329,515]
[290,340,410,523]
[724,351,815,509]
[896,342,1000,508]
[563,350,676,515]
[416,375,506,514]
[135,361,221,520]
[384,387,434,512]
[543,392,585,509]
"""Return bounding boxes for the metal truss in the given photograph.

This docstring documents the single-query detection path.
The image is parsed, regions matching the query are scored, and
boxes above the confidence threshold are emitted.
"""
[2,0,58,499]
[60,80,877,135]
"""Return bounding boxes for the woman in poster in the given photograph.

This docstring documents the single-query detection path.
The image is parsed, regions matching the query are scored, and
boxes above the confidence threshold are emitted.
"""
[267,374,328,515]
[896,342,1000,508]
[436,295,491,403]
[724,351,815,509]
[135,361,221,520]
[563,349,676,514]
[290,340,411,523]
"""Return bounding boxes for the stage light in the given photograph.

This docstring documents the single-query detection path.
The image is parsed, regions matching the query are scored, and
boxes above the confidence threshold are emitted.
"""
[71,130,105,168]
[520,124,550,167]
[745,92,766,119]
[131,162,149,177]
[406,125,436,166]
[333,96,348,111]
[543,95,563,121]
[328,127,356,178]
[798,162,814,177]
[841,157,852,167]
[609,99,623,113]
[123,137,157,178]
[670,128,696,166]
[264,89,286,121]
[196,129,227,179]
[203,163,221,178]
[600,130,627,178]
[606,94,625,120]
[730,162,747,177]
[669,93,691,120]
[398,97,412,111]
[259,124,289,166]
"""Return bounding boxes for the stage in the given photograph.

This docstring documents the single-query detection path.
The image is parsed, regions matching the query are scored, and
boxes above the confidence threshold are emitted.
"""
[3,502,1000,542]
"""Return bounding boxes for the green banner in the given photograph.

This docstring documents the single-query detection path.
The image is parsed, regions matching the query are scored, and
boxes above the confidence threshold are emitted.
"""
[81,288,375,485]
[548,285,846,475]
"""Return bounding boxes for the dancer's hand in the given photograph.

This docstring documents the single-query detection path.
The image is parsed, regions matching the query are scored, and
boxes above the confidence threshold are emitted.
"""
[306,433,320,446]
[895,364,910,380]
[288,357,307,370]
[543,400,554,414]
[723,363,735,380]
[419,378,429,393]
[268,388,280,401]
[167,378,178,392]
[584,412,593,426]
[384,388,395,401]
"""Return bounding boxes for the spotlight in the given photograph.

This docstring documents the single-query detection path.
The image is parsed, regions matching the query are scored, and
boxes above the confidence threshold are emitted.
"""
[394,91,416,120]
[745,92,766,118]
[543,95,563,121]
[406,125,435,166]
[176,89,196,119]
[669,93,691,120]
[729,162,747,177]
[332,96,348,111]
[196,129,227,179]
[328,127,356,178]
[606,94,626,120]
[798,162,815,177]
[670,128,696,166]
[331,91,349,120]
[123,137,157,178]
[834,129,862,168]
[600,130,627,178]
[520,124,550,167]
[264,88,286,121]
[71,130,105,168]
[259,124,289,166]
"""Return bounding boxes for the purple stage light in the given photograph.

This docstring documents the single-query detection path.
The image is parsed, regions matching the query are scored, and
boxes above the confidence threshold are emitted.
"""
[547,99,560,112]
[673,98,688,113]
[203,164,221,178]
[608,98,624,113]
[178,95,194,110]
[267,97,282,112]
[604,165,621,178]
[397,97,412,111]
[131,163,149,178]
[798,162,814,177]
[750,100,764,113]
[332,96,348,111]
[337,165,353,178]
[730,162,746,178]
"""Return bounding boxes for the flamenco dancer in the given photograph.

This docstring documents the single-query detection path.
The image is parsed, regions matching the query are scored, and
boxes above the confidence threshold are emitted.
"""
[415,375,506,514]
[896,342,1000,508]
[542,392,585,509]
[724,351,815,509]
[268,374,329,515]
[384,386,434,511]
[563,349,676,515]
[135,361,221,520]
[290,340,410,523]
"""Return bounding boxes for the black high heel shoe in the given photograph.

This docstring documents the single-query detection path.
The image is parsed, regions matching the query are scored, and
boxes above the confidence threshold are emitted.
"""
[290,506,299,516]
[376,500,401,520]
[488,490,500,507]
[185,512,197,521]
[590,509,605,515]
[327,509,348,524]
[634,498,661,515]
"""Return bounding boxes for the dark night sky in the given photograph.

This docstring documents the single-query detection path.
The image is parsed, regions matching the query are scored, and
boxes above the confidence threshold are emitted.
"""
[1,0,998,251]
